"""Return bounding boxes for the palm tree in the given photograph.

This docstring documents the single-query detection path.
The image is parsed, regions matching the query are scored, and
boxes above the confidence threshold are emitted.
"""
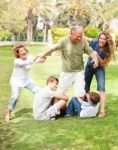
[0,0,26,41]
[97,0,118,29]
[54,0,100,27]
[18,0,54,41]
[0,0,7,15]
[0,0,7,32]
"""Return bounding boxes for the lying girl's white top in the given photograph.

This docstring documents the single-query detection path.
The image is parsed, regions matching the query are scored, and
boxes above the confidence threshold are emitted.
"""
[80,101,99,118]
[10,55,33,87]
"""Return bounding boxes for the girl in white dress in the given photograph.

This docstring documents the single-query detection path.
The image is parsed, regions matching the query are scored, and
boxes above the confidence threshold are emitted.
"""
[5,45,45,122]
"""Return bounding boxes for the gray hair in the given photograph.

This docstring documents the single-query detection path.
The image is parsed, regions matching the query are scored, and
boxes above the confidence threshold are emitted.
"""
[70,25,84,34]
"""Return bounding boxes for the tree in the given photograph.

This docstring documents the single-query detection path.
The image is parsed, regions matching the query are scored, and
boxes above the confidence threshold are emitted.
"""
[96,0,118,29]
[0,0,26,41]
[52,0,103,26]
[55,0,118,29]
[18,0,54,42]
[0,0,7,32]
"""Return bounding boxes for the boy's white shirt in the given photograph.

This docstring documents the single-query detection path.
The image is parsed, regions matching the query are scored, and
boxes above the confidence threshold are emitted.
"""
[10,55,34,87]
[80,101,99,118]
[33,85,58,120]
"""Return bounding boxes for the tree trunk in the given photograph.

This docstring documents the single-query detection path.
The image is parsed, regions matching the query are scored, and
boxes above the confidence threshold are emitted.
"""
[27,9,34,42]
[12,33,18,41]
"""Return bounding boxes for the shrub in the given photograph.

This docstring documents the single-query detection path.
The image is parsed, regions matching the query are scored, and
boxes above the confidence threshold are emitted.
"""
[51,28,69,43]
[0,32,12,41]
[84,26,100,38]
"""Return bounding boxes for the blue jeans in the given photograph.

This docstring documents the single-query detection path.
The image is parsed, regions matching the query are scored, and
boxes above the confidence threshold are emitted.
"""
[66,97,82,116]
[85,65,105,92]
[8,82,40,110]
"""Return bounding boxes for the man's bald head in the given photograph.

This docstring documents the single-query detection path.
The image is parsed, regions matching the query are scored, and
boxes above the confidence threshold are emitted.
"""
[70,26,84,43]
[70,26,84,34]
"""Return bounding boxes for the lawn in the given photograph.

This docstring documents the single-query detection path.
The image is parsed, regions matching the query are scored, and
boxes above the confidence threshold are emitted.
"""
[0,45,118,150]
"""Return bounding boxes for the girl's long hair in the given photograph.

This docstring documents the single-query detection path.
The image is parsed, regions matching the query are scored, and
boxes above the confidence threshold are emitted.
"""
[98,31,115,65]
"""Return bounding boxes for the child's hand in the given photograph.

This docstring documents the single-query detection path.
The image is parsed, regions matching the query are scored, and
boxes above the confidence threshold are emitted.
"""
[33,55,46,63]
[37,53,47,63]
[77,96,83,103]
[38,57,46,63]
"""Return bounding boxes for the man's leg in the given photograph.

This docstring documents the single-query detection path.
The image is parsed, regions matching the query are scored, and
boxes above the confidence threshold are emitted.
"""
[74,70,85,98]
[58,72,75,94]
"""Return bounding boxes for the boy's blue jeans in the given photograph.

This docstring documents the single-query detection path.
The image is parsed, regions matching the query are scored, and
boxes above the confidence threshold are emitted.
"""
[8,82,40,111]
[66,97,82,116]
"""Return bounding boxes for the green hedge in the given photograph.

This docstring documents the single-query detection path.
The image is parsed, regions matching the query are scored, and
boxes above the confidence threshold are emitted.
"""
[84,26,100,38]
[0,32,12,41]
[51,27,101,43]
[51,28,69,43]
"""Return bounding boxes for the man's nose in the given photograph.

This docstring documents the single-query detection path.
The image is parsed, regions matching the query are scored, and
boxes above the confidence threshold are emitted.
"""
[78,37,82,40]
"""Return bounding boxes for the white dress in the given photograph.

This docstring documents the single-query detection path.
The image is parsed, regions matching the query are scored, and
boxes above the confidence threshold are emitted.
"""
[10,55,33,87]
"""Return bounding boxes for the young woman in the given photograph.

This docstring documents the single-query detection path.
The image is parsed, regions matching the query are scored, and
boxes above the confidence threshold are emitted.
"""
[85,31,115,117]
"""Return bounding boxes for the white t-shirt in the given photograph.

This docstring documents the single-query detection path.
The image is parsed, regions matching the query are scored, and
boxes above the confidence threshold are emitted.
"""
[80,101,99,118]
[33,86,58,120]
[10,55,33,87]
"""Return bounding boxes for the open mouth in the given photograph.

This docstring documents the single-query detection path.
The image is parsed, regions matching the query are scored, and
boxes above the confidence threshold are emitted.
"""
[99,41,104,45]
[22,53,27,55]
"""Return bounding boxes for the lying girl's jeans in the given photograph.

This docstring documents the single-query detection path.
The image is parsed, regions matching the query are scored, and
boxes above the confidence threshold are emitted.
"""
[66,97,82,116]
[8,82,40,111]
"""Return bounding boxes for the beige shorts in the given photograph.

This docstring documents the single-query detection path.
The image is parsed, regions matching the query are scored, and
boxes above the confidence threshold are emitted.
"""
[45,105,60,120]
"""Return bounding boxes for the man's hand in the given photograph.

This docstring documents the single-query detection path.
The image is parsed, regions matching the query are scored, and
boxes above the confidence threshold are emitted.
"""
[39,56,47,63]
[33,54,47,63]
[90,51,98,68]
[92,59,98,68]
[38,52,45,58]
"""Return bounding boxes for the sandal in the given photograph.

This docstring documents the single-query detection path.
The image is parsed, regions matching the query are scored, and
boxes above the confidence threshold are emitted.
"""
[98,112,105,118]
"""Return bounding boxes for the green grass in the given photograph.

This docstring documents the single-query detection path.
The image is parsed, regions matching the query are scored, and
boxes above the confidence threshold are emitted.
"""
[0,45,118,150]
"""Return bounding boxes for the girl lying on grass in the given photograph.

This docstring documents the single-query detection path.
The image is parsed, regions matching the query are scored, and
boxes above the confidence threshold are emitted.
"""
[66,92,100,118]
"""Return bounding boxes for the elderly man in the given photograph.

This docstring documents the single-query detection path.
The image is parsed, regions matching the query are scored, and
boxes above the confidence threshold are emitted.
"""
[39,26,98,99]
